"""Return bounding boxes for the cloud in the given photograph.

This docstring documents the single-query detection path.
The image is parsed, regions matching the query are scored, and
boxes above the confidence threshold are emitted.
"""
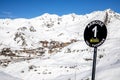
[2,11,12,15]
[0,11,14,18]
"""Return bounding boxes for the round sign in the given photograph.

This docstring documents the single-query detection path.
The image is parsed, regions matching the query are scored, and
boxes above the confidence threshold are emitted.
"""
[84,20,107,47]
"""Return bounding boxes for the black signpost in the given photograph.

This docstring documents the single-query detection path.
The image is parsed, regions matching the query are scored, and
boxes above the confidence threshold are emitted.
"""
[84,20,107,80]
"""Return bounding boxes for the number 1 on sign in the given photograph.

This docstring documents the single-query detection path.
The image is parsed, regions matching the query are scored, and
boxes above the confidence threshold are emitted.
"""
[92,26,97,38]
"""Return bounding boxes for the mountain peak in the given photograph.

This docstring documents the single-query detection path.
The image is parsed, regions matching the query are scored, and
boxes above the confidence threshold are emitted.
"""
[105,8,115,14]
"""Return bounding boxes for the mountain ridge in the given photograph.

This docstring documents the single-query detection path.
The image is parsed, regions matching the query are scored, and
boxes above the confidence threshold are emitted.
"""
[0,9,120,80]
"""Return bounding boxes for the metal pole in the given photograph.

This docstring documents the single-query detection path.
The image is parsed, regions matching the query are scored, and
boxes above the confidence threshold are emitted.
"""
[91,47,97,80]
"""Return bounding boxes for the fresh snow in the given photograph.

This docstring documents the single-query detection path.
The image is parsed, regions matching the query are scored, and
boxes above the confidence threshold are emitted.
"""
[0,71,21,80]
[0,9,120,80]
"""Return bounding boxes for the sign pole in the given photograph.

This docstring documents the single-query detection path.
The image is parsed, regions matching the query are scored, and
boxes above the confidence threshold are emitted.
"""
[84,20,107,80]
[91,47,97,80]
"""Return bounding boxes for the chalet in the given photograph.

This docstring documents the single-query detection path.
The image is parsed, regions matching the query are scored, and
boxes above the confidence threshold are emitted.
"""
[49,41,61,48]
[37,47,45,54]
[40,40,49,47]
[60,42,71,47]
[70,39,78,43]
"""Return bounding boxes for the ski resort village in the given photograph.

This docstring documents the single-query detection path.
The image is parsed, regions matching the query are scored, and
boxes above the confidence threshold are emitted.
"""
[0,9,120,80]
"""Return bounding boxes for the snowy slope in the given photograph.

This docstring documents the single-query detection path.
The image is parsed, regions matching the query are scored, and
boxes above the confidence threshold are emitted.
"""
[0,71,22,80]
[0,9,120,80]
[0,9,107,49]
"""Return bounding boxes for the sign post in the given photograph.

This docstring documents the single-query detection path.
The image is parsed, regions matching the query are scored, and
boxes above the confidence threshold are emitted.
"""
[92,47,97,80]
[84,20,107,80]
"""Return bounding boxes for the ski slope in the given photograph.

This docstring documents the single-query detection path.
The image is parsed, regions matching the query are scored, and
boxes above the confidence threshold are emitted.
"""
[0,9,120,80]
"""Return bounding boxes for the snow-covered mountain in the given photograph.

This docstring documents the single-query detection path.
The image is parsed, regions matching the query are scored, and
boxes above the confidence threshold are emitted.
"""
[0,9,120,80]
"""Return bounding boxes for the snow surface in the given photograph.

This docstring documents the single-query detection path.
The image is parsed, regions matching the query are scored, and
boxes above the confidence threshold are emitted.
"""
[0,9,120,80]
[0,71,21,80]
